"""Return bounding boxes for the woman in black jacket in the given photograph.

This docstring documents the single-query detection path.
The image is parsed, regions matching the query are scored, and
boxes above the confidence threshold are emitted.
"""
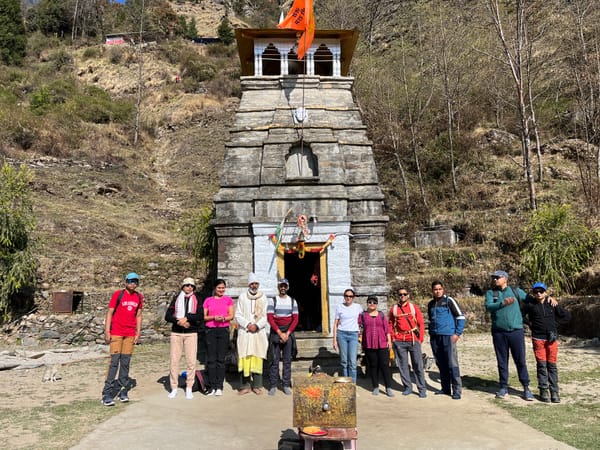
[165,277,204,399]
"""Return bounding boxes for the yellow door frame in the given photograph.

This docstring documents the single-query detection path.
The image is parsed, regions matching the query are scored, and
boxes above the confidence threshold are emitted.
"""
[277,244,330,335]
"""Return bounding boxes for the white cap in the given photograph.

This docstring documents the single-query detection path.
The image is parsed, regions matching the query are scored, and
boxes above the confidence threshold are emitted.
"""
[248,273,259,285]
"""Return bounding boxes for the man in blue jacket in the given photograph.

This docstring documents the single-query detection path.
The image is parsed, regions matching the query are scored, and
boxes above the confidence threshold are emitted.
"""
[484,270,534,401]
[427,280,465,400]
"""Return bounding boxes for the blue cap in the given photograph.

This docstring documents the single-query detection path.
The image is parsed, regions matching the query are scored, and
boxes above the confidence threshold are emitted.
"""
[532,282,547,291]
[125,272,140,281]
[278,278,289,286]
[492,270,508,279]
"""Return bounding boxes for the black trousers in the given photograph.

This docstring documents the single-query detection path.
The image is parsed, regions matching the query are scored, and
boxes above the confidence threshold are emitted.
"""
[206,327,229,390]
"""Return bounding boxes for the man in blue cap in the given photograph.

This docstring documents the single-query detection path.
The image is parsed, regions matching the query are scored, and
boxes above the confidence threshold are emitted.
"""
[266,278,298,395]
[522,282,571,403]
[484,270,534,401]
[101,272,144,406]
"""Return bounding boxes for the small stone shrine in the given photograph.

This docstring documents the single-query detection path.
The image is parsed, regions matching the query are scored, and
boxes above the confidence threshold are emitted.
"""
[213,28,388,335]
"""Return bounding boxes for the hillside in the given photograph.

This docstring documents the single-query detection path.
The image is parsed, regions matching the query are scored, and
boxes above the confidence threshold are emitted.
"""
[2,0,600,315]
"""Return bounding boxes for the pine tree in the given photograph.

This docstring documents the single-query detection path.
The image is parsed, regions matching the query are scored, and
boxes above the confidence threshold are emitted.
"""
[218,16,234,46]
[0,0,27,65]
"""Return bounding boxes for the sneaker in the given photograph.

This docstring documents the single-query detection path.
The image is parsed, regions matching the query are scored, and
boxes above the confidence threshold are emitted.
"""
[452,392,461,400]
[419,390,427,398]
[402,388,412,396]
[119,392,129,403]
[551,391,561,403]
[495,387,508,399]
[102,398,115,406]
[185,388,194,400]
[215,389,223,396]
[268,387,277,396]
[168,389,177,399]
[206,389,216,396]
[539,388,550,403]
[372,387,379,396]
[523,389,535,401]
[283,386,292,395]
[386,388,395,398]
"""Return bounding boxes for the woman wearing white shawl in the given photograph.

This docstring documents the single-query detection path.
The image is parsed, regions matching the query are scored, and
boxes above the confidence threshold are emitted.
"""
[235,273,269,394]
[165,277,202,399]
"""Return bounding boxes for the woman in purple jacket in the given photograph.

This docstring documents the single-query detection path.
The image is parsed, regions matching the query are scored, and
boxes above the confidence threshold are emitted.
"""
[359,296,394,397]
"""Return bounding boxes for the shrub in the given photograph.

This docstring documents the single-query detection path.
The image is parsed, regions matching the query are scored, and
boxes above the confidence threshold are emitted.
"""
[520,204,599,294]
[82,47,100,60]
[180,206,216,274]
[0,163,37,322]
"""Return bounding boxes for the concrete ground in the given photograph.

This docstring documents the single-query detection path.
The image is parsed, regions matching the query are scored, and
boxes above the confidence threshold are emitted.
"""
[73,377,574,450]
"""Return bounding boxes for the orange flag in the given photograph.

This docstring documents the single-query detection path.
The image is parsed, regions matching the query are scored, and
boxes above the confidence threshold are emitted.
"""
[278,0,314,60]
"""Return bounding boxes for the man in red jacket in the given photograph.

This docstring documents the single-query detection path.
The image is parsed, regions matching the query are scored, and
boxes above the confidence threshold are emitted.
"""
[102,272,144,406]
[389,287,427,398]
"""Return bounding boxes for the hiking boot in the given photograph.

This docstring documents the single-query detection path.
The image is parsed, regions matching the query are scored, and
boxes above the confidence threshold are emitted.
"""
[168,389,177,399]
[495,387,508,399]
[539,388,551,403]
[268,387,277,396]
[452,392,461,400]
[551,391,561,403]
[402,388,412,396]
[372,387,379,396]
[118,391,129,403]
[386,388,395,397]
[283,386,292,395]
[419,390,427,398]
[102,397,115,406]
[523,389,535,401]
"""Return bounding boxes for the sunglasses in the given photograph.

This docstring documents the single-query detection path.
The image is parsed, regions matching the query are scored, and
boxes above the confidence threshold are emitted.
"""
[533,289,545,294]
[367,300,378,304]
[183,284,194,288]
[344,294,354,298]
[126,279,139,284]
[398,293,409,297]
[492,276,502,280]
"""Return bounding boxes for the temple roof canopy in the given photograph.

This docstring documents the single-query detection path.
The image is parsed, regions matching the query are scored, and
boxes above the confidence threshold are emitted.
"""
[235,28,359,77]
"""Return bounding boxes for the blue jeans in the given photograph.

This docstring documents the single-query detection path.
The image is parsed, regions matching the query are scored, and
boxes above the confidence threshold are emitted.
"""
[337,330,359,382]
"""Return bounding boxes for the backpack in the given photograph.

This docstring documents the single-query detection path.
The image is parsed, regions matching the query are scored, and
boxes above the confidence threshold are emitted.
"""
[392,302,419,338]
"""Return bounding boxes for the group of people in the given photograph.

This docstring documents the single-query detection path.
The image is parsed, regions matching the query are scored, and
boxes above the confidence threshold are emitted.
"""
[332,280,464,399]
[101,269,570,406]
[332,271,570,403]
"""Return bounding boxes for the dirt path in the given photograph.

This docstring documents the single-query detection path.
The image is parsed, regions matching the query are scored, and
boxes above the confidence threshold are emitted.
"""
[2,334,594,449]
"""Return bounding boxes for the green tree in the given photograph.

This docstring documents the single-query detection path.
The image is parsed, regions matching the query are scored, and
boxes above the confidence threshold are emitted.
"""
[218,16,234,46]
[0,0,27,65]
[0,163,37,321]
[521,204,598,294]
[27,0,73,36]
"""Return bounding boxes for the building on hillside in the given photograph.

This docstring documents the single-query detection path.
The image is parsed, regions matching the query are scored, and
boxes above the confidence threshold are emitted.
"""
[104,34,127,45]
[212,28,388,336]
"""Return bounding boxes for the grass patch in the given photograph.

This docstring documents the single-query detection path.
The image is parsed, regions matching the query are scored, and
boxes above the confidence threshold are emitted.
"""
[496,402,600,450]
[0,400,119,450]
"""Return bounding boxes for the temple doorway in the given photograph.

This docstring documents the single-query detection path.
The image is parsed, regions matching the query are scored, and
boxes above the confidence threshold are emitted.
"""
[284,251,324,333]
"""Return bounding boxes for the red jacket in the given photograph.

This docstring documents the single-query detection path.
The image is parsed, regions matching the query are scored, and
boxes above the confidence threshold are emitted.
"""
[388,302,425,343]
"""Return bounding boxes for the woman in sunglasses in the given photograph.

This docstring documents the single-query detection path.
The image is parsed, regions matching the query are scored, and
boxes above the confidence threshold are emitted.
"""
[332,288,363,383]
[359,296,394,396]
[165,277,203,399]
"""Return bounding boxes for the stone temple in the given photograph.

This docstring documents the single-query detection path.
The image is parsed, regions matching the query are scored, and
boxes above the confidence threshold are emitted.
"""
[212,28,388,335]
